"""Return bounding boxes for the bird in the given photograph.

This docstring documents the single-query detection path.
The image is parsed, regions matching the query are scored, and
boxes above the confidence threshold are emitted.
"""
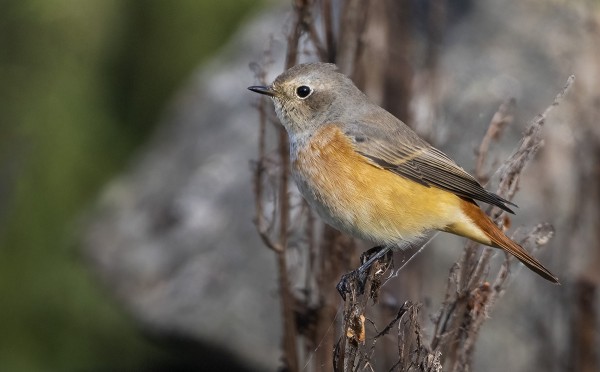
[248,62,558,286]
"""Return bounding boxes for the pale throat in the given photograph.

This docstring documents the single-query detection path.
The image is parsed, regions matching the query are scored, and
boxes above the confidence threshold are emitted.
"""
[273,98,314,142]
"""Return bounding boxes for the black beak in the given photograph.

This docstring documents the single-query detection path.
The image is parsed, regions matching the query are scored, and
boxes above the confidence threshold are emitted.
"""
[248,85,275,97]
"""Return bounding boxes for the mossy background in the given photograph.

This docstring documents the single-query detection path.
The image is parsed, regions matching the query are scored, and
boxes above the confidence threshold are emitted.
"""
[0,1,265,370]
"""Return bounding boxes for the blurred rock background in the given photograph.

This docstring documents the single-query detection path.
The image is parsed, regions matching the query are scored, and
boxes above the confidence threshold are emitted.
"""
[0,1,269,371]
[2,0,600,371]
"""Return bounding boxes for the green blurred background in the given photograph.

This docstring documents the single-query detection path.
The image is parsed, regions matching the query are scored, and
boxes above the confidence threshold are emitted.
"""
[0,1,266,370]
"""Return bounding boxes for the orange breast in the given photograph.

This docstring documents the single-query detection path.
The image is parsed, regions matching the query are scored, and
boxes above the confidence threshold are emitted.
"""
[292,124,462,244]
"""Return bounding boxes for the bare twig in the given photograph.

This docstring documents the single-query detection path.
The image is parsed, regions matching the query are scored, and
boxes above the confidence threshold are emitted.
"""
[570,278,599,372]
[475,98,516,183]
[274,4,310,367]
[496,75,576,204]
[250,60,282,253]
[336,0,369,76]
[321,0,336,62]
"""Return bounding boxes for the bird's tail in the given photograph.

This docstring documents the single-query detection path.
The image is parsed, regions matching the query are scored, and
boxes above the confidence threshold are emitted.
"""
[451,199,559,284]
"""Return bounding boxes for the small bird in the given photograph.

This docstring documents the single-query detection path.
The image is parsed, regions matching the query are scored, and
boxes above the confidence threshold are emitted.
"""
[248,62,558,284]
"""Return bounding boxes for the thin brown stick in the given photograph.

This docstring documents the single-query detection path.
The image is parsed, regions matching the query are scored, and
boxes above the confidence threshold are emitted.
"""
[250,61,283,253]
[496,75,575,202]
[475,98,515,183]
[321,0,336,62]
[276,3,316,370]
[336,0,368,76]
[307,17,328,62]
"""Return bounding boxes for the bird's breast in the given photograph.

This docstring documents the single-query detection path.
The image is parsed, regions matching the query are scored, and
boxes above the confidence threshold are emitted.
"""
[291,124,462,244]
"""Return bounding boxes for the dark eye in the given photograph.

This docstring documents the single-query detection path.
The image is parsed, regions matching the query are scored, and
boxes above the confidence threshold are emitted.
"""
[296,85,312,98]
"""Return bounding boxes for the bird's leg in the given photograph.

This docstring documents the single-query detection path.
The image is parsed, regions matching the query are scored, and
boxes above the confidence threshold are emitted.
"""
[336,245,393,300]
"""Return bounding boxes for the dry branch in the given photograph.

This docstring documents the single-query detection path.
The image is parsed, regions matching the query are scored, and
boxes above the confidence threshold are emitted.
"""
[430,75,574,370]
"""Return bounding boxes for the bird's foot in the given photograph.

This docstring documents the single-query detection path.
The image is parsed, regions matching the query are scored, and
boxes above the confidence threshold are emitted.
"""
[336,246,393,300]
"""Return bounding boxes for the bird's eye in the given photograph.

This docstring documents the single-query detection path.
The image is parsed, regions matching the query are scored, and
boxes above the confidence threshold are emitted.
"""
[296,85,312,98]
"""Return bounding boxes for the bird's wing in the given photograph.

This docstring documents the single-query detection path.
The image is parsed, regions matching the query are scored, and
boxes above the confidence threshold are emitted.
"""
[342,121,517,214]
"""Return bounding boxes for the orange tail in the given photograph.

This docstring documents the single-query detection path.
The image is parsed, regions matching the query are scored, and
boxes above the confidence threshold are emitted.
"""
[454,199,559,284]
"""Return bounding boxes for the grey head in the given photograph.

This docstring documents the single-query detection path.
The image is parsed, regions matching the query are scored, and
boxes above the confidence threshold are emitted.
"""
[248,63,370,137]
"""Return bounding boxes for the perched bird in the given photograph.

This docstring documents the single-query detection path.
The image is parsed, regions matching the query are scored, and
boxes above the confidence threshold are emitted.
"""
[248,62,558,284]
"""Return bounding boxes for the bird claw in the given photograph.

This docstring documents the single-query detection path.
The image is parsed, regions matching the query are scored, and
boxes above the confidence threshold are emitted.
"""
[336,271,359,300]
[336,246,391,300]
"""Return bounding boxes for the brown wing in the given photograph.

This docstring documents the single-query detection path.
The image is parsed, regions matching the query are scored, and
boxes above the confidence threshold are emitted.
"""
[343,125,517,214]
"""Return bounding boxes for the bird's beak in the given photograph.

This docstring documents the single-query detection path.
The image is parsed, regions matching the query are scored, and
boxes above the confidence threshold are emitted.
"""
[248,85,276,97]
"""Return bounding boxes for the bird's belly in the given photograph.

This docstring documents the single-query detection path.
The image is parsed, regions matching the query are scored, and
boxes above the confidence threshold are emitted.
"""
[292,171,368,239]
[291,125,461,245]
